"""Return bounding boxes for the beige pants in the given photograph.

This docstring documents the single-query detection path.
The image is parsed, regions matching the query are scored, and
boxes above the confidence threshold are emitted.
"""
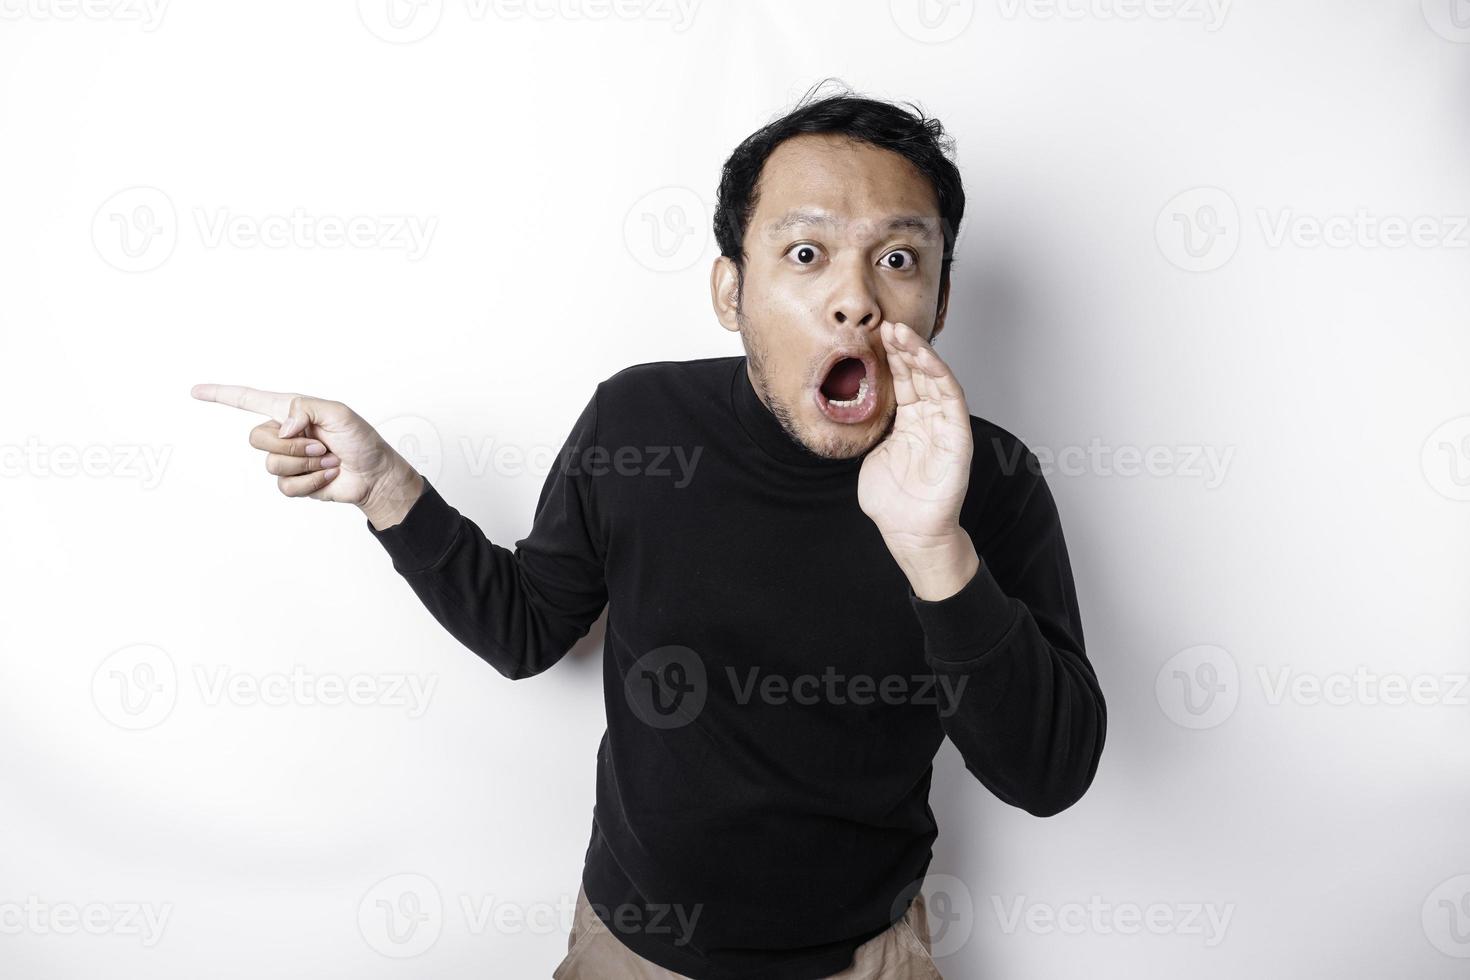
[552,886,944,979]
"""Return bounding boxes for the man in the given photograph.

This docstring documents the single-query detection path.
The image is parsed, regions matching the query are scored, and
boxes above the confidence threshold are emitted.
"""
[192,84,1106,979]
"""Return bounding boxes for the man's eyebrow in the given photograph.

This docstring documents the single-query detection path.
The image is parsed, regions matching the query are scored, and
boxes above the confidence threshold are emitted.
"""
[885,214,940,233]
[767,209,940,235]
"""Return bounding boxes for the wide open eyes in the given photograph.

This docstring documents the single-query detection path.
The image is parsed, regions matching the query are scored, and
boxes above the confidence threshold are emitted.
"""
[782,242,919,271]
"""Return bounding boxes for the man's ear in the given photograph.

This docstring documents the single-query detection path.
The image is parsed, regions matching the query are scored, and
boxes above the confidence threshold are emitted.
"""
[711,256,742,333]
[930,276,951,343]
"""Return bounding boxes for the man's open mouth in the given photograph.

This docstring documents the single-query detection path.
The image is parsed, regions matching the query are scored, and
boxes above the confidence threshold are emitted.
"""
[813,349,879,423]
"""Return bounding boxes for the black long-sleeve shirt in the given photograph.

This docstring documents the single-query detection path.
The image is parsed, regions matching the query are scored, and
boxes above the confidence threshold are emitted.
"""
[367,355,1106,979]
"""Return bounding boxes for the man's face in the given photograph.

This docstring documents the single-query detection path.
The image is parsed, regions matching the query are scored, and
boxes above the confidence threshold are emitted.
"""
[712,132,950,460]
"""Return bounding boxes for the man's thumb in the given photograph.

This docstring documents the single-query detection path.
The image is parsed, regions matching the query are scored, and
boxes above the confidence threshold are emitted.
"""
[278,395,336,439]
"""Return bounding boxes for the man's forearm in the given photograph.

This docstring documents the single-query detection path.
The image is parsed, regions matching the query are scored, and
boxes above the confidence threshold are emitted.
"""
[888,527,982,601]
[360,459,425,531]
[362,386,611,682]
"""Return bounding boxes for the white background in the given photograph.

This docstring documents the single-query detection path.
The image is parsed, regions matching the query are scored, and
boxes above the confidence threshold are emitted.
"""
[3,1,1469,977]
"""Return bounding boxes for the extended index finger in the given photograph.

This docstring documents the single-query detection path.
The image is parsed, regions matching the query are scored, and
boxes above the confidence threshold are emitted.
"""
[190,384,294,420]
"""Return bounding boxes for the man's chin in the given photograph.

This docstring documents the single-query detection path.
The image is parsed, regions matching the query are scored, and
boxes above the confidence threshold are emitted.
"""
[795,405,895,460]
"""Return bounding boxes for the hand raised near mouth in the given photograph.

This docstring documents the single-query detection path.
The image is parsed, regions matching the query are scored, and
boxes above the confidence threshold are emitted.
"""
[859,320,980,600]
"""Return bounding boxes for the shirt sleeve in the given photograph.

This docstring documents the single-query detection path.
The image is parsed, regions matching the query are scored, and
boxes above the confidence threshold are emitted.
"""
[366,387,609,680]
[907,460,1106,817]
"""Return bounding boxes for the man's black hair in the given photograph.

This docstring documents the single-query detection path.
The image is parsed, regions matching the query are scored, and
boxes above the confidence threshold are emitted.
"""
[713,78,965,315]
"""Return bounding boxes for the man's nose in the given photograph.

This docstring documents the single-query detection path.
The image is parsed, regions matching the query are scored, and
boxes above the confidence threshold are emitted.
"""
[828,259,881,330]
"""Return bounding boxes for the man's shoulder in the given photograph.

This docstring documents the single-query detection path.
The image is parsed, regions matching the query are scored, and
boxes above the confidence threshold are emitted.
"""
[963,413,1055,528]
[968,414,1039,477]
[593,355,740,406]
